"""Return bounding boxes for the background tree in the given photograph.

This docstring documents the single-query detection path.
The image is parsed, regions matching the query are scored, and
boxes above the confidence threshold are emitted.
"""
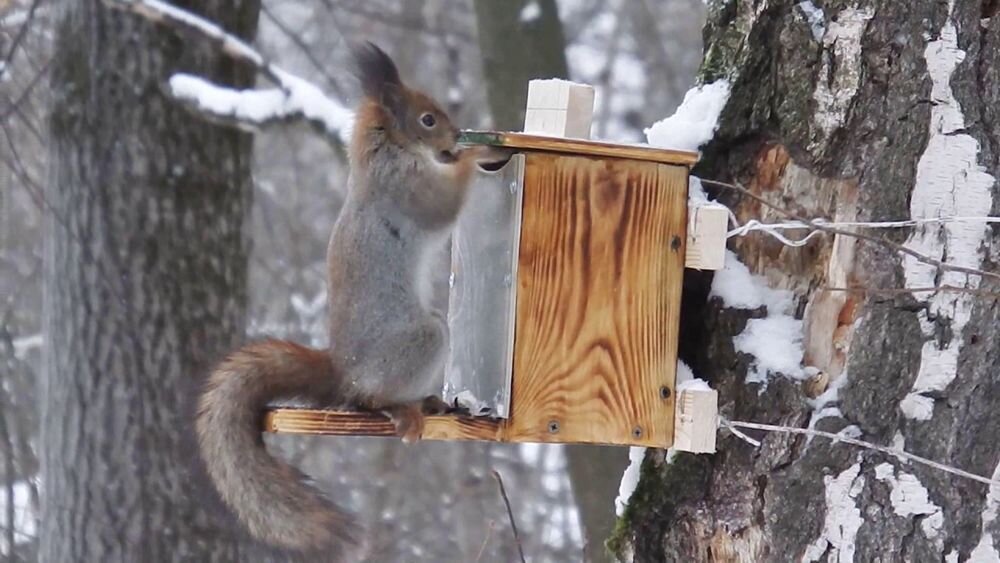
[39,0,259,560]
[611,0,1000,561]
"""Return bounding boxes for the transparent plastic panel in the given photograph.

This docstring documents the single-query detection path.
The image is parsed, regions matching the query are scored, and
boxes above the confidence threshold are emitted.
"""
[443,154,524,418]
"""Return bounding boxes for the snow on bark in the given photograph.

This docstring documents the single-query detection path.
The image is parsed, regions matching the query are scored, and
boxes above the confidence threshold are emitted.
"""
[802,460,865,563]
[899,0,995,421]
[645,80,730,152]
[810,7,873,145]
[710,250,806,385]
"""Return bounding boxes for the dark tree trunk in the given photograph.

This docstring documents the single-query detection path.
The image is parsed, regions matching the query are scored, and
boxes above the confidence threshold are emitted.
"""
[41,1,260,560]
[473,0,569,130]
[613,0,1000,561]
[473,4,627,561]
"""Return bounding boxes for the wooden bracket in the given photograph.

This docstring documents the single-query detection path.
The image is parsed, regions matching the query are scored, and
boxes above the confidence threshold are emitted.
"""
[523,79,595,139]
[672,387,718,453]
[684,202,729,270]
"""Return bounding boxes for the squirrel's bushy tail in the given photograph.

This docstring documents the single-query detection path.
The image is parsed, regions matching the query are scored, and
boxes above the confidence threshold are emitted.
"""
[197,339,359,556]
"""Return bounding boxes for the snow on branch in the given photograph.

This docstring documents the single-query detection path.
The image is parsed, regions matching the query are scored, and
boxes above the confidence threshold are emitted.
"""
[104,0,352,143]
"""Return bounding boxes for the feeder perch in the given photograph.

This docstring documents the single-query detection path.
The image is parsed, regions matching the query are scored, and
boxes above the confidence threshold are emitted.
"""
[266,79,724,452]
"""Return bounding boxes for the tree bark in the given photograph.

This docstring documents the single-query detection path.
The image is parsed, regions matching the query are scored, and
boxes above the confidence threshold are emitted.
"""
[613,0,1000,561]
[472,0,569,130]
[41,1,259,560]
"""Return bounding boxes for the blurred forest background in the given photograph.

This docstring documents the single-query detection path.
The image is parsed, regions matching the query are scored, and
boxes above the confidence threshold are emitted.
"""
[0,0,705,560]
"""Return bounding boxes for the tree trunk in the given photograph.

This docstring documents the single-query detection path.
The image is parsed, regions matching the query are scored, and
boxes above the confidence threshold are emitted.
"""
[472,0,569,130]
[473,4,627,560]
[613,0,1000,561]
[41,1,259,560]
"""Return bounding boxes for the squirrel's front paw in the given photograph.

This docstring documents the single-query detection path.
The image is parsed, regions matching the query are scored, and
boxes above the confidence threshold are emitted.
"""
[384,403,425,444]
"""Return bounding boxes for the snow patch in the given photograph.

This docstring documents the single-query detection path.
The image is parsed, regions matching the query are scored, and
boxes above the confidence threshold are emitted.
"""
[802,460,866,562]
[615,446,646,517]
[645,80,730,152]
[711,251,805,385]
[519,0,541,23]
[900,0,995,420]
[169,72,353,141]
[710,251,794,312]
[811,7,873,140]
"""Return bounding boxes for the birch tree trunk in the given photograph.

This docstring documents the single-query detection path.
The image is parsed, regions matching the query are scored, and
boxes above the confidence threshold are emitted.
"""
[612,0,1000,561]
[41,1,259,560]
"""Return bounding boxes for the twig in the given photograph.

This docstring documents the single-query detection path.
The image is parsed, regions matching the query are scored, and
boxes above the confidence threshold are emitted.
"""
[701,178,1000,283]
[720,418,1000,488]
[103,0,350,144]
[474,521,496,562]
[822,285,1000,299]
[3,0,44,68]
[491,469,527,563]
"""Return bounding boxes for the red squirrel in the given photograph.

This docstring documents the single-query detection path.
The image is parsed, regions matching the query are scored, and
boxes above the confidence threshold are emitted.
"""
[196,42,506,557]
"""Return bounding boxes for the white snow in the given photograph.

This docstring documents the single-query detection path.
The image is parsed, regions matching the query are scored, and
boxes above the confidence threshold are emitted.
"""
[710,251,805,385]
[802,460,865,562]
[645,80,730,152]
[169,72,352,141]
[811,8,873,141]
[797,1,826,41]
[710,251,794,312]
[900,0,995,421]
[0,480,36,556]
[615,446,646,517]
[519,0,541,23]
[734,316,805,384]
[874,463,944,541]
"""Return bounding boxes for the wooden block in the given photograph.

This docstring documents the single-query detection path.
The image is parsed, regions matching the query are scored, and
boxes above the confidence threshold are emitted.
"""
[507,152,688,447]
[265,409,505,442]
[524,79,595,139]
[685,202,729,270]
[672,387,718,453]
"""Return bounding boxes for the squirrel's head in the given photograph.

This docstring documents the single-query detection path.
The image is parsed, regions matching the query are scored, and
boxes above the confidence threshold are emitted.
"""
[352,42,461,164]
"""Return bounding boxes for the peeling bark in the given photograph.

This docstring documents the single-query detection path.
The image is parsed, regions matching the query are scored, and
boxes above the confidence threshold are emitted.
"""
[615,0,1000,561]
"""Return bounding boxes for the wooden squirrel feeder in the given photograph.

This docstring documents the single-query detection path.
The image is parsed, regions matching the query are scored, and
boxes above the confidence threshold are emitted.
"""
[266,80,723,452]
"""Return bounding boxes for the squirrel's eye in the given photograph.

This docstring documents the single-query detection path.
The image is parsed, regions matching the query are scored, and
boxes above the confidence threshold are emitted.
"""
[420,113,436,128]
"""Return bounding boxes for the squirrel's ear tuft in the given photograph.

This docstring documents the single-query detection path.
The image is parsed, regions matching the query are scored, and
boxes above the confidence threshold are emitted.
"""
[352,41,403,101]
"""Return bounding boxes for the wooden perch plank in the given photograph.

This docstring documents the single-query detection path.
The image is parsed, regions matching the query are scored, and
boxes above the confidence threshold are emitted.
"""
[265,409,504,442]
[459,130,699,167]
[506,153,688,447]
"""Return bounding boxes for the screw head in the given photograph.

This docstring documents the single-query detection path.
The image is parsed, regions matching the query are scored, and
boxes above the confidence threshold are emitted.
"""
[632,426,643,439]
[547,420,560,434]
[670,235,682,251]
[660,386,672,399]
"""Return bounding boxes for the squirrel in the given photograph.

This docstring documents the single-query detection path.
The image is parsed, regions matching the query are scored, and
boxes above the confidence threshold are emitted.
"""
[196,42,507,558]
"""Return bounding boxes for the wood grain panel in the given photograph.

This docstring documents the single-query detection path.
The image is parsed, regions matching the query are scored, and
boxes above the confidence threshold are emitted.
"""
[459,130,699,167]
[509,153,688,447]
[265,409,504,442]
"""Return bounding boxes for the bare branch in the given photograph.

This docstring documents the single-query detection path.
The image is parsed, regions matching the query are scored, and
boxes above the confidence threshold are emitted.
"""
[491,470,526,563]
[701,178,1000,284]
[103,0,351,144]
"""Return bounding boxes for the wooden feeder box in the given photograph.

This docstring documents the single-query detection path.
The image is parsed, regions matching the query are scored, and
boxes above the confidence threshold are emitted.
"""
[266,80,724,451]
